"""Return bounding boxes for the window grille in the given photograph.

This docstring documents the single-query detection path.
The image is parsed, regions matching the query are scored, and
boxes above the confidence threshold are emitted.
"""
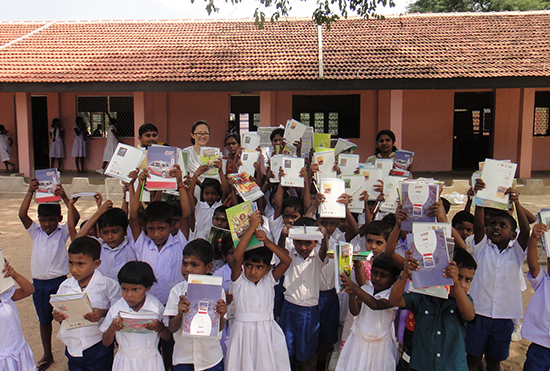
[535,107,549,136]
[77,96,134,138]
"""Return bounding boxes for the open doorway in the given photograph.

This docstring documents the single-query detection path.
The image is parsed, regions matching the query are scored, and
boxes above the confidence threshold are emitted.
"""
[452,92,493,170]
[31,96,49,169]
[229,95,260,134]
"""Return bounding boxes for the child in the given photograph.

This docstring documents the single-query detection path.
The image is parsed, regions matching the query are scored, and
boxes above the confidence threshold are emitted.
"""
[466,189,530,371]
[101,118,119,172]
[138,123,159,150]
[77,200,136,281]
[0,124,16,172]
[100,261,171,370]
[213,233,235,356]
[389,248,477,371]
[279,217,329,371]
[164,239,228,371]
[71,116,88,173]
[364,221,393,258]
[19,179,79,371]
[225,212,292,371]
[0,260,37,371]
[53,237,121,371]
[49,118,65,170]
[451,210,475,242]
[336,253,400,371]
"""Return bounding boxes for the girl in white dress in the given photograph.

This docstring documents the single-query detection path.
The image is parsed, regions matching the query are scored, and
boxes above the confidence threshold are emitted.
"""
[0,260,37,371]
[336,253,400,371]
[100,261,172,371]
[101,120,120,172]
[49,118,65,170]
[225,212,292,371]
[0,125,15,172]
[71,117,88,173]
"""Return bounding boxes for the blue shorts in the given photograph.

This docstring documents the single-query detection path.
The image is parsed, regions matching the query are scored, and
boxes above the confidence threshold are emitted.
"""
[318,289,339,345]
[524,343,550,371]
[273,276,285,318]
[65,341,114,371]
[465,315,514,361]
[33,276,67,325]
[173,361,222,371]
[279,300,320,363]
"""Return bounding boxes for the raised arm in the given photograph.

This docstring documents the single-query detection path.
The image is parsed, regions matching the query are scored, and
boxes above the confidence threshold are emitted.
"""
[318,226,329,262]
[57,184,80,226]
[427,200,466,251]
[77,200,113,239]
[2,261,34,302]
[508,188,530,250]
[444,261,475,321]
[389,251,416,308]
[258,229,290,281]
[384,205,406,270]
[129,171,147,242]
[19,178,38,229]
[230,212,262,282]
[341,273,393,312]
[273,168,286,220]
[527,223,547,278]
[473,179,486,245]
[171,165,191,239]
[214,159,230,203]
[339,194,359,242]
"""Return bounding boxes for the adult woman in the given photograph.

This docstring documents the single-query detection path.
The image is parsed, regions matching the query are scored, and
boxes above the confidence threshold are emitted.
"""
[366,130,397,164]
[183,120,212,176]
[224,133,241,174]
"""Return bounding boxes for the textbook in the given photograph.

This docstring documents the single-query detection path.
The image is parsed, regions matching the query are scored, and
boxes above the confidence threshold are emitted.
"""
[238,149,259,176]
[474,159,517,210]
[412,222,452,237]
[399,180,440,231]
[257,126,283,148]
[227,173,264,202]
[35,168,61,203]
[358,163,375,174]
[283,119,307,150]
[314,133,331,150]
[281,157,305,188]
[393,149,414,177]
[288,226,324,241]
[334,241,354,293]
[363,168,384,201]
[408,229,453,289]
[118,311,158,333]
[69,192,97,199]
[206,226,231,248]
[105,143,146,183]
[226,201,263,250]
[339,174,366,213]
[146,146,178,190]
[183,274,223,338]
[375,158,394,177]
[338,153,360,176]
[313,150,337,181]
[334,138,357,156]
[200,147,222,176]
[269,154,284,183]
[537,209,550,257]
[241,132,261,151]
[379,176,405,213]
[409,285,450,299]
[318,178,346,218]
[301,127,314,156]
[0,248,15,295]
[49,292,95,330]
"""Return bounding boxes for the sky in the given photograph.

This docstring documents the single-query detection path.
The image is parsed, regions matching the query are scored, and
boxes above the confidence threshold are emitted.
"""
[0,0,409,21]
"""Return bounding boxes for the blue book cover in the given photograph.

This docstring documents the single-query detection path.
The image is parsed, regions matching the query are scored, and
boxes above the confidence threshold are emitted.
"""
[409,229,453,289]
[400,182,439,232]
[183,275,223,338]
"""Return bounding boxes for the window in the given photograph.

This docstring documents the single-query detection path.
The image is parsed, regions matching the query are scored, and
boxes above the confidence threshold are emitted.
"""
[534,92,550,136]
[229,96,260,133]
[292,95,360,138]
[77,96,134,137]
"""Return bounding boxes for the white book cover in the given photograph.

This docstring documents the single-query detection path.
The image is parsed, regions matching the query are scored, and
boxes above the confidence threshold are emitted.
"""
[339,174,366,213]
[35,168,61,204]
[301,127,314,157]
[412,222,453,237]
[0,248,15,295]
[288,226,324,241]
[241,133,261,151]
[314,150,337,180]
[176,147,188,177]
[105,143,146,183]
[363,168,384,201]
[269,155,284,183]
[283,119,307,148]
[183,274,223,339]
[319,178,346,218]
[257,126,283,148]
[338,154,360,175]
[146,146,178,190]
[537,210,550,257]
[379,176,405,213]
[238,149,259,176]
[375,158,394,176]
[50,292,95,330]
[281,157,305,188]
[334,138,357,156]
[475,158,517,207]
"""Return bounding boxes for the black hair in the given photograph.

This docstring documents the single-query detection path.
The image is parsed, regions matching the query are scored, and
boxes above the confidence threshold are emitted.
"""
[201,178,222,199]
[37,203,61,217]
[380,213,396,228]
[168,200,182,218]
[118,261,157,288]
[80,220,88,229]
[98,208,129,230]
[374,129,398,155]
[220,233,234,258]
[365,221,392,241]
[214,205,228,216]
[52,118,60,126]
[489,210,518,231]
[451,210,475,227]
[293,217,318,227]
[270,128,284,142]
[441,198,451,214]
[190,120,210,145]
[183,239,214,266]
[453,248,477,271]
[282,196,303,216]
[243,246,273,266]
[372,253,401,278]
[225,133,241,146]
[144,201,173,225]
[68,237,101,260]
[138,123,158,137]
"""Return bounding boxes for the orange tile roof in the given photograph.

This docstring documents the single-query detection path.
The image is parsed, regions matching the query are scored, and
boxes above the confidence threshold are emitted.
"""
[0,13,549,83]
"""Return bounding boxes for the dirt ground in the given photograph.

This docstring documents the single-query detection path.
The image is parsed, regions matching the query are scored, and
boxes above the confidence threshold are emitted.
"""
[2,195,548,371]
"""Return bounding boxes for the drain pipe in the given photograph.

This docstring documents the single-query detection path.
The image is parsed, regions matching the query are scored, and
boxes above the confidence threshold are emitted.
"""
[318,25,324,79]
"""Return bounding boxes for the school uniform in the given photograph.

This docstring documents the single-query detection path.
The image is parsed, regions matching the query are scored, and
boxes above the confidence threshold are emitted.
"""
[191,200,222,241]
[318,236,342,346]
[213,264,232,357]
[96,231,137,281]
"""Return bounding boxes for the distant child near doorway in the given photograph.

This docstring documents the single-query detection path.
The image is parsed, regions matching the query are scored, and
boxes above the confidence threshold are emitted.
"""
[0,124,16,172]
[98,118,120,173]
[49,118,65,171]
[71,116,88,173]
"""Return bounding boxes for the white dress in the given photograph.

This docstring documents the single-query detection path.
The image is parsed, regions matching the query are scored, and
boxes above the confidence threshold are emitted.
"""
[335,285,398,371]
[99,293,165,371]
[102,125,118,162]
[71,126,86,157]
[225,272,290,371]
[49,127,65,158]
[0,134,11,162]
[0,286,38,371]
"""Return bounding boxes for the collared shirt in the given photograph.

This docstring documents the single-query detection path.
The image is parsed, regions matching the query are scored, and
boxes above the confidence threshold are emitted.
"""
[56,270,121,357]
[191,200,222,240]
[96,230,137,281]
[283,246,328,307]
[468,235,526,319]
[269,215,285,246]
[164,281,224,370]
[27,221,70,279]
[403,292,472,371]
[320,235,345,291]
[132,232,184,305]
[522,269,550,348]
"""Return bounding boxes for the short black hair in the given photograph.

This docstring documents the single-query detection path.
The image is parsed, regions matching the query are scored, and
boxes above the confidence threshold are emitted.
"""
[453,248,477,271]
[98,208,129,230]
[201,178,222,199]
[270,128,284,142]
[144,201,173,225]
[365,221,392,241]
[441,198,451,214]
[282,196,303,216]
[214,205,228,216]
[138,123,158,137]
[225,133,241,146]
[183,239,214,266]
[168,200,182,218]
[68,237,101,260]
[118,261,157,288]
[293,217,318,227]
[451,210,475,227]
[380,213,396,228]
[243,246,273,266]
[37,203,61,217]
[372,253,401,278]
[489,210,517,231]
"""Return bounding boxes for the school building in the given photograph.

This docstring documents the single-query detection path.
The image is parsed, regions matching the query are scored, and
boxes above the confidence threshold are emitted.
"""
[0,12,549,178]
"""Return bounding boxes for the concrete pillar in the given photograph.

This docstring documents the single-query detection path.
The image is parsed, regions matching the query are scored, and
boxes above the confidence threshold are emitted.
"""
[134,92,145,147]
[260,91,277,127]
[152,92,168,144]
[517,88,535,178]
[15,92,33,177]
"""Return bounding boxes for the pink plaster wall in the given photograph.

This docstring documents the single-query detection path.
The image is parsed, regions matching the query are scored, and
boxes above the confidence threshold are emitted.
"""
[0,93,17,167]
[493,89,521,162]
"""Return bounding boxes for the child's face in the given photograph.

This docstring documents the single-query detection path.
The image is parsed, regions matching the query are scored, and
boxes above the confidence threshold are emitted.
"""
[243,259,270,283]
[487,216,516,246]
[455,221,474,241]
[366,234,387,257]
[318,218,339,237]
[271,134,283,148]
[371,266,395,293]
[203,186,220,206]
[139,130,158,147]
[171,216,181,236]
[38,214,62,235]
[294,240,316,259]
[338,219,349,233]
[450,266,475,298]
[145,221,171,248]
[181,254,212,281]
[68,253,100,286]
[223,248,235,266]
[282,207,301,226]
[121,283,150,311]
[100,225,126,248]
[212,212,229,229]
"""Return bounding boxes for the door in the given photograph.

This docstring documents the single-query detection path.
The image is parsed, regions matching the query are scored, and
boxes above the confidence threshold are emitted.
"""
[230,96,260,133]
[31,96,49,169]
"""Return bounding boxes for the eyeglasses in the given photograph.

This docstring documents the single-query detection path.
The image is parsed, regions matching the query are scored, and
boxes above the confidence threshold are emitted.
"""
[194,132,210,137]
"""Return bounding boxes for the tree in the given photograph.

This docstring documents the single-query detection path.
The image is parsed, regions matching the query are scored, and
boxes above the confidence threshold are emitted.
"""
[406,0,550,13]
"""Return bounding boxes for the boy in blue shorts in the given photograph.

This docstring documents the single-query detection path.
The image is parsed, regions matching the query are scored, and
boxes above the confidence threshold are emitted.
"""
[19,178,79,371]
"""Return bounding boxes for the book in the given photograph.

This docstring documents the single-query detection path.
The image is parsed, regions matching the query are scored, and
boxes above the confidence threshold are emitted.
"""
[257,126,282,148]
[238,149,259,176]
[105,143,146,183]
[313,133,331,150]
[226,201,263,250]
[206,226,231,248]
[412,222,453,237]
[241,132,261,151]
[281,157,305,188]
[288,226,324,241]
[283,119,307,149]
[409,285,450,299]
[200,147,222,176]
[334,138,357,156]
[177,148,188,177]
[227,173,264,202]
[338,153,360,175]
[399,180,440,231]
[69,192,97,199]
[393,149,414,177]
[375,158,394,176]
[35,168,61,203]
[358,162,375,174]
[118,311,158,333]
[269,155,283,183]
[537,209,550,257]
[352,251,373,261]
[318,178,346,218]
[334,241,354,293]
[379,176,405,213]
[408,229,453,289]
[339,174,366,213]
[474,158,517,210]
[362,168,384,201]
[0,248,15,295]
[49,292,95,330]
[301,127,314,157]
[313,150,337,180]
[182,274,223,338]
[146,146,178,190]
